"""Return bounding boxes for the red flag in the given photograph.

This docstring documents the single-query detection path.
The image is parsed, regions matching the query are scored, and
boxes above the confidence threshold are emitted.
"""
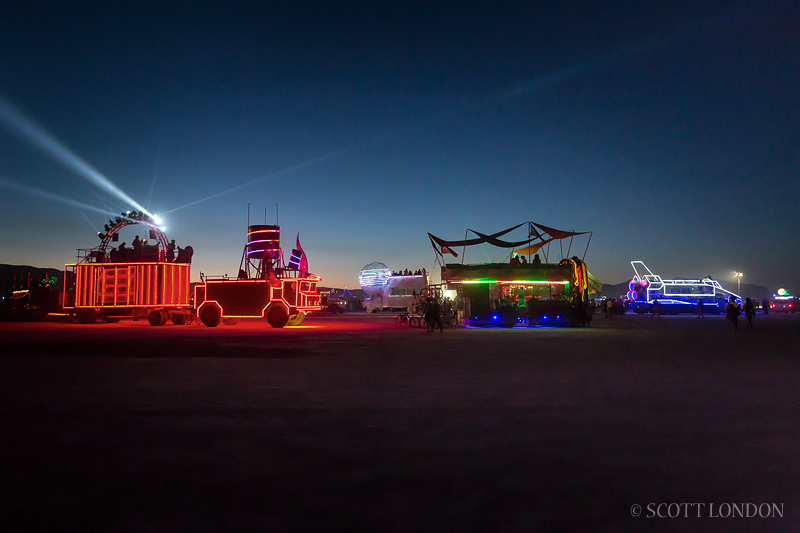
[441,246,459,257]
[296,233,308,273]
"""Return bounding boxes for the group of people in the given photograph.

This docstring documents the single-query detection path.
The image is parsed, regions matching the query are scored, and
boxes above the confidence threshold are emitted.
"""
[108,235,191,263]
[393,268,426,276]
[725,296,759,332]
[600,298,625,318]
[509,253,542,265]
[421,297,457,332]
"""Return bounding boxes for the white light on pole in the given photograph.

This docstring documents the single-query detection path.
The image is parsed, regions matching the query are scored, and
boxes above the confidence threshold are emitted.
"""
[735,271,743,294]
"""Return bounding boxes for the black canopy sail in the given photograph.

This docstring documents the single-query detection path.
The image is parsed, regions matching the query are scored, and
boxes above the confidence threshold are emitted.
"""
[468,230,535,248]
[427,222,525,253]
[428,222,592,264]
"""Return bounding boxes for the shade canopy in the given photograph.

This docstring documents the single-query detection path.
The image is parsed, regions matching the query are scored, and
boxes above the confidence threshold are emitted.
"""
[429,221,592,263]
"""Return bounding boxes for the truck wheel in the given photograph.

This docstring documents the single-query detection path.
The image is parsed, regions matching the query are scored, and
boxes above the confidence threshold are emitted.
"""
[171,314,187,325]
[148,309,167,326]
[200,305,222,327]
[223,318,240,325]
[77,308,97,324]
[287,311,306,326]
[267,306,289,328]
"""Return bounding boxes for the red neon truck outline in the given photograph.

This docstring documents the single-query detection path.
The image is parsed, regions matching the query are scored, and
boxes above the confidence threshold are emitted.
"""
[61,214,321,327]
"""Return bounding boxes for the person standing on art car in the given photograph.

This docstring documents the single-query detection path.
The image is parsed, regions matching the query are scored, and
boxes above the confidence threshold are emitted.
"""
[725,295,741,332]
[743,297,756,329]
[167,240,176,262]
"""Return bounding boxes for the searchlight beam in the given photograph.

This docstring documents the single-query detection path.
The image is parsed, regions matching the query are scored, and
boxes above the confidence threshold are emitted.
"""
[0,96,153,218]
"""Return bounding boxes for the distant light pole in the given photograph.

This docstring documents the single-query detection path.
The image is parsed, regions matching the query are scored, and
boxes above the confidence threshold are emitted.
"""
[735,271,743,294]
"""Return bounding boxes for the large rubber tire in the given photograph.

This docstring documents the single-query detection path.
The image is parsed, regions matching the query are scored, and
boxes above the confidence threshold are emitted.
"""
[266,306,289,328]
[148,309,167,326]
[77,308,97,324]
[171,314,187,325]
[222,317,240,326]
[287,312,306,327]
[200,305,222,327]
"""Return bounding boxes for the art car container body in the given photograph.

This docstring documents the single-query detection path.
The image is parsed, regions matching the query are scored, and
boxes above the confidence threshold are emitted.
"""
[62,212,193,325]
[442,258,589,327]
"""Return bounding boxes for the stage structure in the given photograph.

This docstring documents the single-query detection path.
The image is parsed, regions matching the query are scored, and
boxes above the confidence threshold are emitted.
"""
[429,222,593,327]
[627,261,740,314]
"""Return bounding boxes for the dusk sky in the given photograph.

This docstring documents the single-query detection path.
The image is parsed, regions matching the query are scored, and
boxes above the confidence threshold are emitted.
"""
[1,1,798,291]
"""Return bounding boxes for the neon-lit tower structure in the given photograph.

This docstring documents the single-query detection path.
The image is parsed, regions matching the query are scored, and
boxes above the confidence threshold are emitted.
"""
[239,225,281,279]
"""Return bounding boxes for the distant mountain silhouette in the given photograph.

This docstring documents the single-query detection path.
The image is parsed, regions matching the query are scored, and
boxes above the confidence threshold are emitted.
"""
[0,264,64,294]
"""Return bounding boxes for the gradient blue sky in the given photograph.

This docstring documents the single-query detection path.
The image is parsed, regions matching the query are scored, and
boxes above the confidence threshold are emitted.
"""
[1,1,798,291]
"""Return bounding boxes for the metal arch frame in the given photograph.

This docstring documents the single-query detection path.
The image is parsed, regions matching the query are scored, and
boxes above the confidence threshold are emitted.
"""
[98,215,169,260]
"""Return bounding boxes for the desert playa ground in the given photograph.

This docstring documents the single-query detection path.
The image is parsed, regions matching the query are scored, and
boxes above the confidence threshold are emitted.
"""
[1,312,799,531]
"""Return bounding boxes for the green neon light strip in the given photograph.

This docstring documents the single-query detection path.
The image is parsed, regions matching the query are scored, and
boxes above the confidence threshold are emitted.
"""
[453,280,569,285]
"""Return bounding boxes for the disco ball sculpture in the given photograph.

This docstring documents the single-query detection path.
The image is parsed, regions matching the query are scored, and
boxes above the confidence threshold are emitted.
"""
[359,262,391,295]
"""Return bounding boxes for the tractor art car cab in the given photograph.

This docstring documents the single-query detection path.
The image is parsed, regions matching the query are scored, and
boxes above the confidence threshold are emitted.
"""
[193,224,322,328]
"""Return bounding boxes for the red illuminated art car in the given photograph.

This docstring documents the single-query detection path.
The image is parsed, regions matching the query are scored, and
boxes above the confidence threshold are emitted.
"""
[62,213,321,328]
[193,224,322,328]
